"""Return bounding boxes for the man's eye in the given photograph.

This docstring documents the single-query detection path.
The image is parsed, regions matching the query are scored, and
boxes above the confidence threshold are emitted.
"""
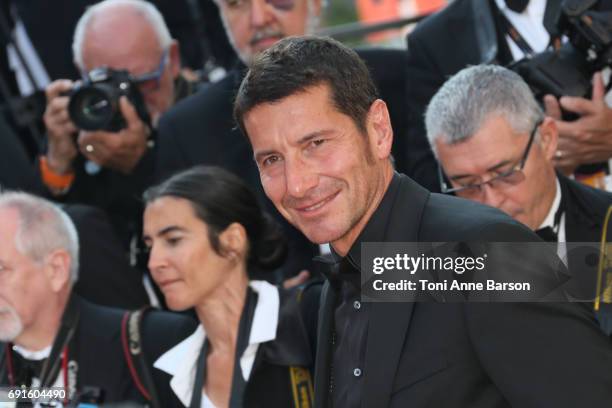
[456,178,479,188]
[167,237,182,246]
[312,139,325,147]
[262,155,281,167]
[226,0,246,8]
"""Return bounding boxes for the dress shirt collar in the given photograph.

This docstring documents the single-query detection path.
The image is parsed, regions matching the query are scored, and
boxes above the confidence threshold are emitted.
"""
[153,280,280,406]
[319,172,402,284]
[12,344,52,361]
[538,177,562,230]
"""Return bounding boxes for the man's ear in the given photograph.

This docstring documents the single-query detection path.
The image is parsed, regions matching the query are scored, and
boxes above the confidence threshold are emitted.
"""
[168,40,181,79]
[538,117,558,162]
[219,222,248,261]
[44,250,72,293]
[366,99,393,160]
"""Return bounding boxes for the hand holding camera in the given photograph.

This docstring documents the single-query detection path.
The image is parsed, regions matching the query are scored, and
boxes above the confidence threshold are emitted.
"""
[544,72,612,174]
[78,96,151,174]
[42,67,153,177]
[44,79,79,175]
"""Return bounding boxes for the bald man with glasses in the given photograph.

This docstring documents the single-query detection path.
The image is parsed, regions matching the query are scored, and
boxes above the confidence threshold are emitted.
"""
[428,64,612,336]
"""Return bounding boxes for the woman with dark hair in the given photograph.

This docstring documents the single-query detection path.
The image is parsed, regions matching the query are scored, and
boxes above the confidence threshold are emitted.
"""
[142,165,314,408]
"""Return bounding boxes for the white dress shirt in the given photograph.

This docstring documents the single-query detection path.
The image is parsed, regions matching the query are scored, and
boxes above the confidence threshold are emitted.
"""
[537,177,567,261]
[154,280,280,408]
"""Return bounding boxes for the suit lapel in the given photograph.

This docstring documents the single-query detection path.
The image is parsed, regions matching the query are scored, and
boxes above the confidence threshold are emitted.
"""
[362,175,430,407]
[560,175,601,243]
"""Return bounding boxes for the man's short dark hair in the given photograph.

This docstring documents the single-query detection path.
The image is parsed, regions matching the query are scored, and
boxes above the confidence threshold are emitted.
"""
[234,36,379,137]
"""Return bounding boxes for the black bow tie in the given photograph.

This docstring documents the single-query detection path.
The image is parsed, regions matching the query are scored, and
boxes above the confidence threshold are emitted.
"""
[315,253,361,289]
[535,226,558,242]
[505,0,529,13]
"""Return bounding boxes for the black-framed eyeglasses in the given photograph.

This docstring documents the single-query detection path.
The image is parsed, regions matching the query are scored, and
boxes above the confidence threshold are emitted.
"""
[130,49,169,94]
[439,119,543,197]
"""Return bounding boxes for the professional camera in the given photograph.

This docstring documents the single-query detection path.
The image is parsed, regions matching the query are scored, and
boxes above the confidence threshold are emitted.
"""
[68,67,151,132]
[509,0,611,103]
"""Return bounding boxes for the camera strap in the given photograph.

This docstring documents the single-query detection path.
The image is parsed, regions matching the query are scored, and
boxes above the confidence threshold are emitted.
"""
[39,294,79,389]
[120,306,161,408]
[493,3,536,57]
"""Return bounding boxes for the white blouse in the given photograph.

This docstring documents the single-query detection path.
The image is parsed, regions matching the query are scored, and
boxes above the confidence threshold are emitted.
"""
[153,280,280,407]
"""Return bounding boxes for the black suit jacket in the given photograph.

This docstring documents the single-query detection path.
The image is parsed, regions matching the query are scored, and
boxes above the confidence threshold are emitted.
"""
[558,174,612,334]
[560,173,612,243]
[314,174,612,407]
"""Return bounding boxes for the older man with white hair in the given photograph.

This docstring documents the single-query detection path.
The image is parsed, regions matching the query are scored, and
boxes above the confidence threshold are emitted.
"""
[0,192,196,406]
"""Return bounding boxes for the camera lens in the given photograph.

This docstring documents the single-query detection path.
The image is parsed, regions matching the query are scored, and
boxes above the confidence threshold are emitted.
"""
[68,84,118,131]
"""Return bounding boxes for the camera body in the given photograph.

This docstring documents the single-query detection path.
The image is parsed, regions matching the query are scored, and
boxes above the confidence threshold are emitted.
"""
[510,0,611,102]
[68,67,151,132]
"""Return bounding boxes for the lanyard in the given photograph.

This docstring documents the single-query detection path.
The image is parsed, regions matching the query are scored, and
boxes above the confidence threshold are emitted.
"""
[2,294,80,403]
[189,288,258,408]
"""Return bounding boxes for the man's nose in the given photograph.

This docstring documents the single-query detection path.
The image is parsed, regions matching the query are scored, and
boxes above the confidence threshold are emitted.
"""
[479,183,505,209]
[250,0,273,27]
[285,157,319,198]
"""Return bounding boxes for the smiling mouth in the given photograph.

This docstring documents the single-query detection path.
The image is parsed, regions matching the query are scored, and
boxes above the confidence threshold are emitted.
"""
[295,191,340,215]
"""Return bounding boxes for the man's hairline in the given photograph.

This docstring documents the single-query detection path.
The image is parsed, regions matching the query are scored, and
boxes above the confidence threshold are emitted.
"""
[431,111,543,158]
[241,81,373,143]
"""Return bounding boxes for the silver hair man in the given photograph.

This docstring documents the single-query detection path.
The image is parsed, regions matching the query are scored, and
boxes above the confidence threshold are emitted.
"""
[72,0,172,71]
[0,192,79,342]
[425,64,544,157]
[0,192,79,282]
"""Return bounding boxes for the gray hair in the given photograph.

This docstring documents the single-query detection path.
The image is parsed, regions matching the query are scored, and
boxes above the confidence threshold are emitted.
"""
[0,192,79,283]
[425,64,544,157]
[73,0,172,71]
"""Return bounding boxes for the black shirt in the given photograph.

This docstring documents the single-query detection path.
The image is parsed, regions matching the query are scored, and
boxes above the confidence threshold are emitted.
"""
[320,173,401,408]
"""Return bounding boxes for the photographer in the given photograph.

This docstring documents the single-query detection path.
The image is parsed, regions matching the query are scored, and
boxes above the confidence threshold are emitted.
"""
[404,0,612,192]
[37,0,198,254]
[0,192,196,407]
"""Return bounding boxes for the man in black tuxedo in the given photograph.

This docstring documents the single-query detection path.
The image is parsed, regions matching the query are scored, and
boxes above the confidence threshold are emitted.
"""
[405,0,612,191]
[234,36,612,407]
[429,64,612,335]
[0,192,195,406]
